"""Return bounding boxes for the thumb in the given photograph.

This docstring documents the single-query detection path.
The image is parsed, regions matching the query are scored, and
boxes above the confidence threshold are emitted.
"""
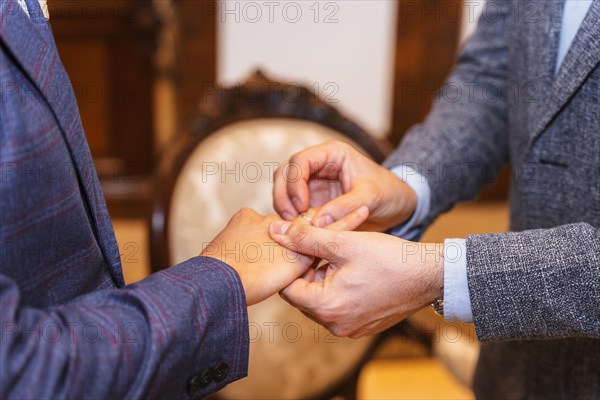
[269,219,346,263]
[312,189,371,228]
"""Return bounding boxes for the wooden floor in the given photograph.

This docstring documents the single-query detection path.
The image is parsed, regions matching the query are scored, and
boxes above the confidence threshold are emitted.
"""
[358,359,474,399]
[113,201,509,399]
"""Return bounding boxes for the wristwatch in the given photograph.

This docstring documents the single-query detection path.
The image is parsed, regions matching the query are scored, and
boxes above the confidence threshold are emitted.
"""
[431,298,444,316]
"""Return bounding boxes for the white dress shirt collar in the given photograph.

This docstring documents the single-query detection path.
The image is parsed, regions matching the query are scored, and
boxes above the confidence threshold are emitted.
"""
[17,0,49,20]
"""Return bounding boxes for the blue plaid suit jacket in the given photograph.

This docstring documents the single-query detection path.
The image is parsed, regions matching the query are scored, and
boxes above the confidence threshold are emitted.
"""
[0,0,248,398]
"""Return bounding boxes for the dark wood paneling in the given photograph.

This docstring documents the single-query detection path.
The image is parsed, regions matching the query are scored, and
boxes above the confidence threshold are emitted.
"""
[50,0,155,177]
[390,0,462,146]
[49,0,160,217]
[175,0,218,125]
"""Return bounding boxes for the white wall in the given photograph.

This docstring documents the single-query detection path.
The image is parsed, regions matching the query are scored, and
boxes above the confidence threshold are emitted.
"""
[217,0,398,138]
[217,0,486,139]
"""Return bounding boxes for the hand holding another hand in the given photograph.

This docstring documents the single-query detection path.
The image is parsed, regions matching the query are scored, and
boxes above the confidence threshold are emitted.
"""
[201,207,369,307]
[268,218,444,338]
[201,208,311,306]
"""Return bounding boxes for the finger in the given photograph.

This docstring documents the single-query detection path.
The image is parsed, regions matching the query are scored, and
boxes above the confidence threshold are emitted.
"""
[307,179,341,208]
[279,277,323,311]
[301,267,317,282]
[313,189,371,227]
[313,264,329,282]
[270,215,318,267]
[280,279,339,334]
[273,165,298,220]
[322,205,369,231]
[269,219,346,262]
[286,144,345,214]
[281,282,340,335]
[279,244,314,267]
[290,210,326,268]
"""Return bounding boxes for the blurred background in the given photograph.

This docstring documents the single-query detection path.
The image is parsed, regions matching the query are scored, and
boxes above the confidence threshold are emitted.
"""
[49,0,509,398]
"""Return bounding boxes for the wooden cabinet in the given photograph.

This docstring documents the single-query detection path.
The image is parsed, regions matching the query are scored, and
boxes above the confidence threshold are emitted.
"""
[49,0,158,216]
[390,0,462,146]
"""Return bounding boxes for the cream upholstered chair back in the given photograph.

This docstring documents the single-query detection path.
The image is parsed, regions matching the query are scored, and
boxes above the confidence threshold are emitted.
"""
[150,71,385,399]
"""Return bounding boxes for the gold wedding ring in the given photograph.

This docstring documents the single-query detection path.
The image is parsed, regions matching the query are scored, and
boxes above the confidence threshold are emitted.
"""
[300,213,312,223]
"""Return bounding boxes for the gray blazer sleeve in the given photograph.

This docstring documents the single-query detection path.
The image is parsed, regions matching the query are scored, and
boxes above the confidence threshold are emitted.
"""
[467,223,600,340]
[383,0,600,342]
[383,0,511,229]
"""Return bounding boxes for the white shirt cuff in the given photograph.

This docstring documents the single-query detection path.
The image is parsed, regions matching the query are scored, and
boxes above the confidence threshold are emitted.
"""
[388,165,431,240]
[443,238,473,322]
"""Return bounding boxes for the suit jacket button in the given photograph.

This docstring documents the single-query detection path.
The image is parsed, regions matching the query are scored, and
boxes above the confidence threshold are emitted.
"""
[213,362,229,383]
[188,368,213,395]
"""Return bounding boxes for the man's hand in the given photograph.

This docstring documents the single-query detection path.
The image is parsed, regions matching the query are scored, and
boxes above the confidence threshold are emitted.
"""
[273,140,417,231]
[201,207,368,306]
[201,208,313,306]
[268,218,443,338]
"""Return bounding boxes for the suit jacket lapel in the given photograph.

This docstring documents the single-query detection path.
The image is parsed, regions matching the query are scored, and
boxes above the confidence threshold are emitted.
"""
[23,0,54,43]
[529,0,600,143]
[0,0,100,229]
[0,0,125,286]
